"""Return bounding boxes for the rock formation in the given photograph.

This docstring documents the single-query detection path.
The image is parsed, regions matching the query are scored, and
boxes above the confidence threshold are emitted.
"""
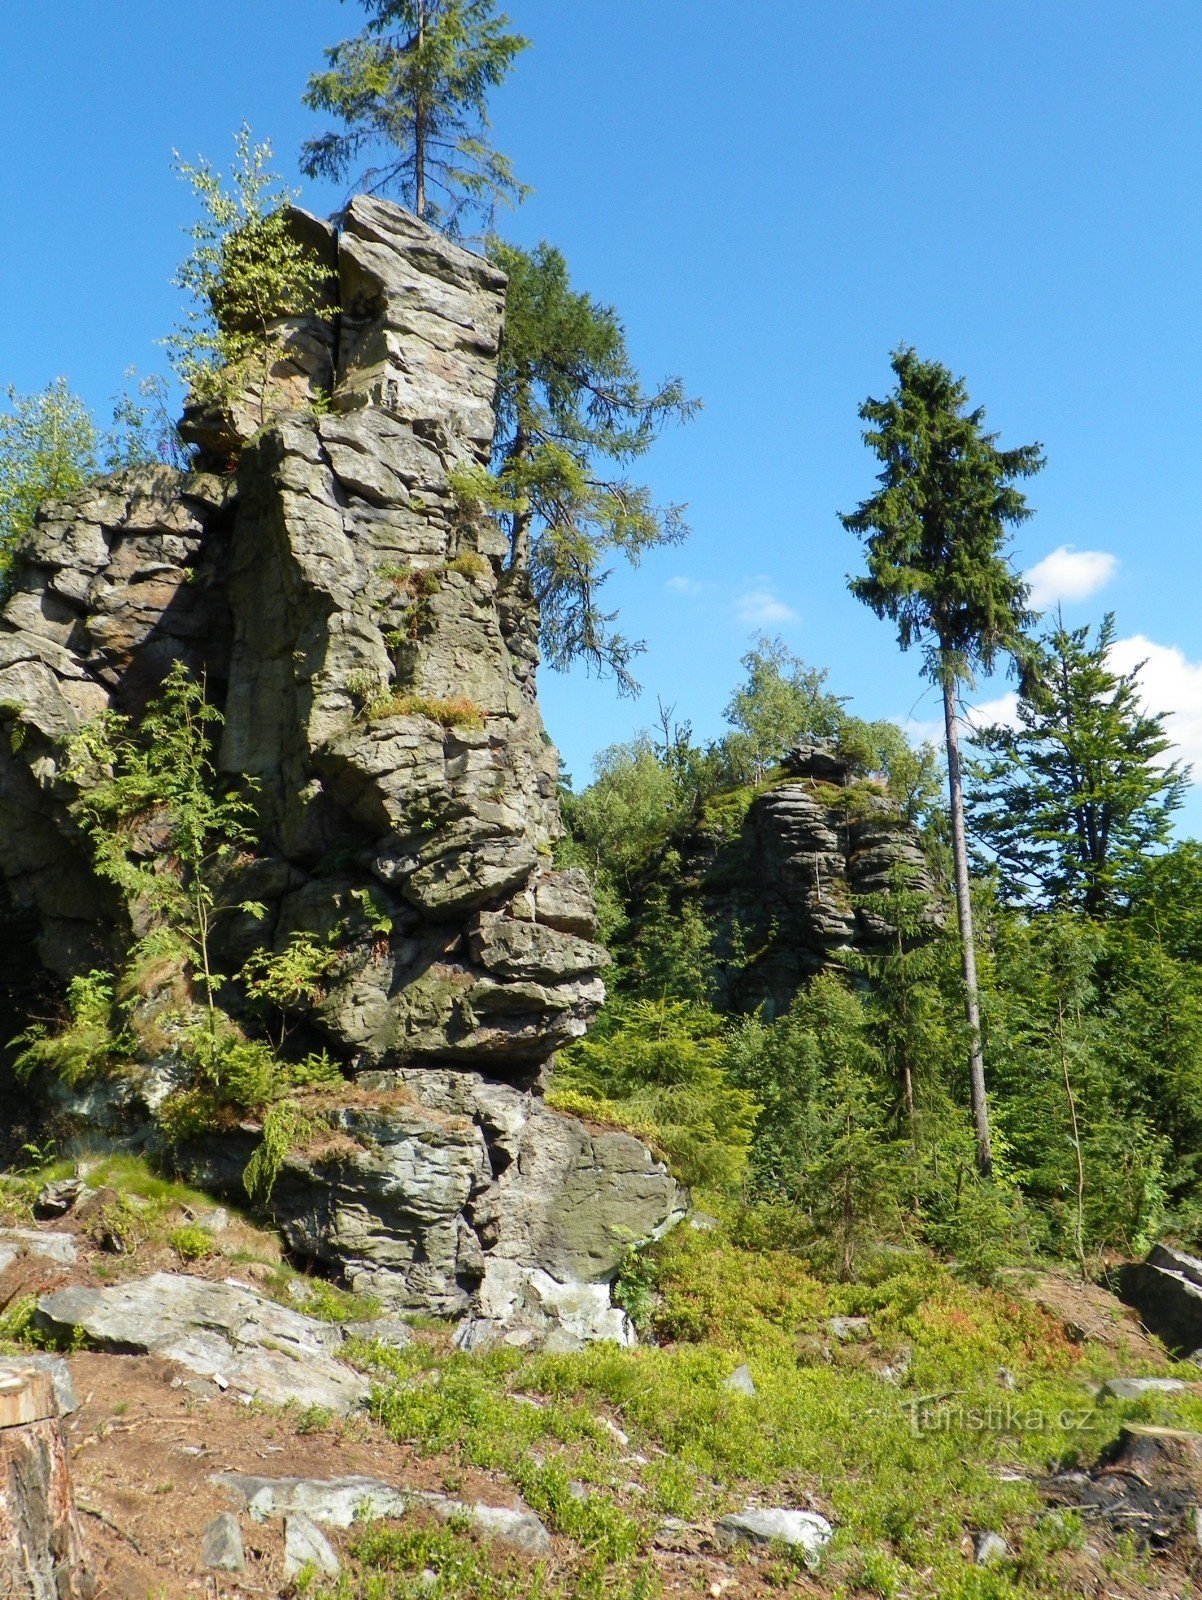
[0,197,682,1346]
[671,744,939,1016]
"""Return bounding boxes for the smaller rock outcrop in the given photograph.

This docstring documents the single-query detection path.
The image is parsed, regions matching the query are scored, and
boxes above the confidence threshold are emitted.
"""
[1117,1245,1202,1357]
[666,743,939,1015]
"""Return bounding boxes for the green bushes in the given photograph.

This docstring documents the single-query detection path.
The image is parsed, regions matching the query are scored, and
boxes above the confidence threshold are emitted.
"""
[11,970,131,1088]
[549,998,758,1191]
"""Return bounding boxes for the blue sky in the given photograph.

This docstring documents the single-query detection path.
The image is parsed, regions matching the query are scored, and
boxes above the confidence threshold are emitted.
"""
[3,2,1202,816]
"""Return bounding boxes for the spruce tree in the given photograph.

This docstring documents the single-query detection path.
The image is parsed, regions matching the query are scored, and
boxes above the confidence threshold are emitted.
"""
[970,612,1186,914]
[301,0,529,231]
[841,347,1043,1176]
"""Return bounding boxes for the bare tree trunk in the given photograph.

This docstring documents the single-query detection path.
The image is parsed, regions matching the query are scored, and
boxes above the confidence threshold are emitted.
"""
[942,672,993,1177]
[0,1367,94,1600]
[414,1,427,219]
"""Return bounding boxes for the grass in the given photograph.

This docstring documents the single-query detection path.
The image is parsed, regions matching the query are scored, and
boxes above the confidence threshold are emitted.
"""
[329,1217,1202,1600]
[364,692,487,731]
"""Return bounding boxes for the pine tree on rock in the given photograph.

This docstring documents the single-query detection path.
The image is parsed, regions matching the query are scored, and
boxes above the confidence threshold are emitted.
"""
[970,612,1187,915]
[301,0,529,231]
[841,347,1043,1177]
[461,240,698,691]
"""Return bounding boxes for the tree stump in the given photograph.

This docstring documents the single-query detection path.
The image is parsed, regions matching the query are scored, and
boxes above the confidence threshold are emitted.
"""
[0,1364,95,1599]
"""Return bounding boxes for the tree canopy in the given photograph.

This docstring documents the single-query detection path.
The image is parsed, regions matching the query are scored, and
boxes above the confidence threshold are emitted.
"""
[842,347,1044,1177]
[970,613,1187,914]
[301,0,529,230]
[462,239,698,691]
[0,378,97,597]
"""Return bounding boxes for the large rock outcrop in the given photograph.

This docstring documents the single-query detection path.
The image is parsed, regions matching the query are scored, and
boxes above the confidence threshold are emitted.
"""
[0,197,681,1344]
[670,744,939,1016]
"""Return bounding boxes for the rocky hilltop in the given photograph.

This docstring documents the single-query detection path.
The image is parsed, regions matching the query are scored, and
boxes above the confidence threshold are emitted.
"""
[0,198,682,1347]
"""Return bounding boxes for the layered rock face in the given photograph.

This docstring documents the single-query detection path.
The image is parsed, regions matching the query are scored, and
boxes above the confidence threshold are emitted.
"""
[0,197,680,1345]
[677,745,939,1016]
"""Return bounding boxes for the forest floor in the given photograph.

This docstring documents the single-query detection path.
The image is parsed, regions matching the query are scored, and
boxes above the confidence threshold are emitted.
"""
[4,1160,1202,1600]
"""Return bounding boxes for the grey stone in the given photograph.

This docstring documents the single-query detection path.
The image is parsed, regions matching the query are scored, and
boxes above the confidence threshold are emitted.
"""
[1118,1246,1202,1355]
[723,1364,756,1397]
[974,1531,1010,1566]
[284,1513,340,1580]
[35,1274,368,1414]
[33,1178,91,1217]
[201,1512,245,1573]
[215,1473,549,1553]
[191,1207,230,1235]
[1,1354,78,1416]
[341,1318,413,1351]
[0,1228,78,1268]
[0,197,682,1353]
[827,1316,872,1341]
[715,1506,832,1562]
[1101,1377,1186,1400]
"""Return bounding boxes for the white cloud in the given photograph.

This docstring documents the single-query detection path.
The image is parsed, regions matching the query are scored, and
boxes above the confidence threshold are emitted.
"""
[964,692,1021,734]
[665,575,704,597]
[1025,545,1117,609]
[736,586,798,627]
[1108,634,1202,772]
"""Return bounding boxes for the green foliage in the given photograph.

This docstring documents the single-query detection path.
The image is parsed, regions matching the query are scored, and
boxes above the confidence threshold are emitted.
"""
[301,0,530,231]
[166,124,329,429]
[841,346,1042,692]
[551,998,759,1191]
[729,974,912,1277]
[469,239,697,691]
[722,635,846,783]
[243,1097,318,1204]
[168,1223,216,1262]
[10,971,131,1088]
[0,378,98,596]
[970,613,1187,913]
[65,660,262,1018]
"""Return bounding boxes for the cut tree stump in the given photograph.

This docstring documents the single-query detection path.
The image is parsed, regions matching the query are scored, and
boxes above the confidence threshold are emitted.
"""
[0,1363,95,1599]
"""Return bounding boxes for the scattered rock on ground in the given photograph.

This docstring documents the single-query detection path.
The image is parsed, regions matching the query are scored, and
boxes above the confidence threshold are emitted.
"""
[215,1472,550,1553]
[35,1274,368,1414]
[0,1228,78,1272]
[201,1512,245,1573]
[974,1531,1010,1565]
[341,1317,413,1350]
[1102,1377,1187,1400]
[714,1506,832,1562]
[284,1513,340,1579]
[827,1316,872,1341]
[723,1364,756,1397]
[34,1179,92,1218]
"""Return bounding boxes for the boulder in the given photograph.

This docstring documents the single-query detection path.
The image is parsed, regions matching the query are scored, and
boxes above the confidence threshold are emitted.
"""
[35,1275,368,1415]
[715,1506,832,1562]
[1117,1245,1202,1355]
[201,1512,245,1573]
[723,1364,756,1397]
[284,1513,339,1580]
